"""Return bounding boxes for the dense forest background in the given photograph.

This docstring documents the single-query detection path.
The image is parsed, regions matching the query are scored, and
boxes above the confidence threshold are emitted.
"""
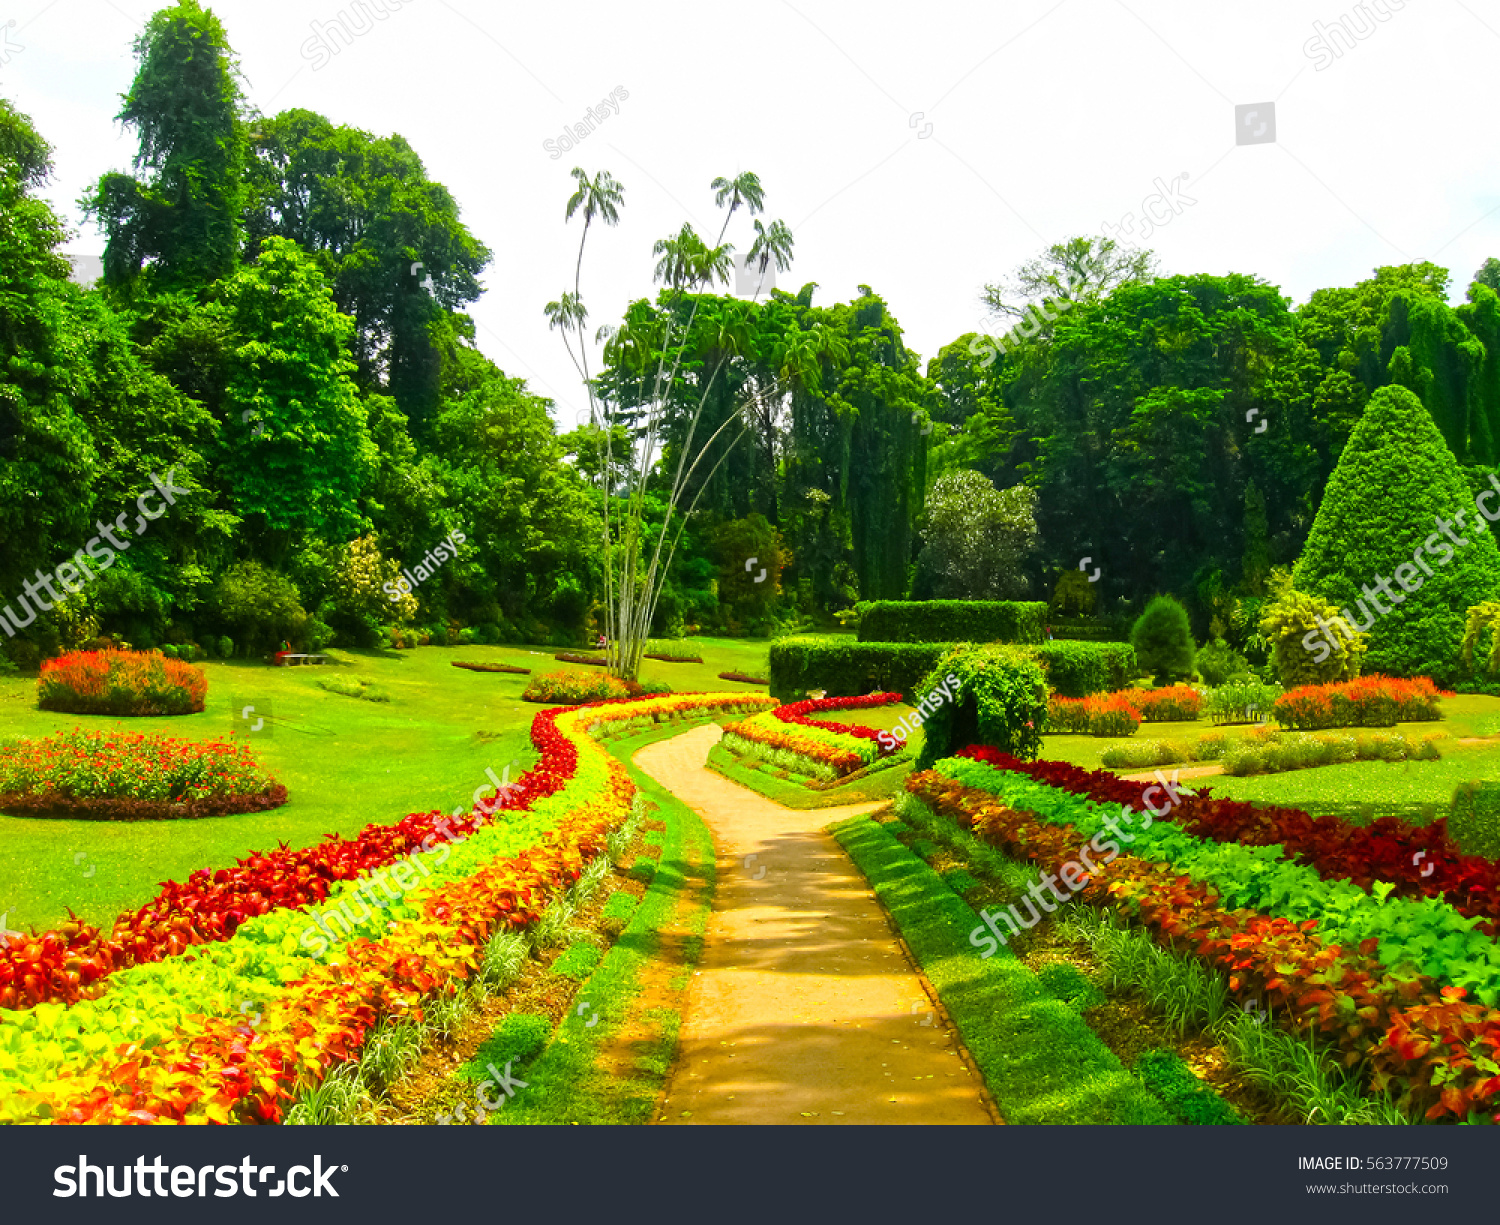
[4,1,1500,671]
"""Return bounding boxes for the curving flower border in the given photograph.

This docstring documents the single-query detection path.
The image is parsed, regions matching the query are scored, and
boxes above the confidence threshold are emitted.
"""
[0,691,774,1124]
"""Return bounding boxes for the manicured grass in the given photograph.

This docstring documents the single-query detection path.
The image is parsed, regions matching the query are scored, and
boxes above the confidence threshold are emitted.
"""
[0,639,773,931]
[830,814,1173,1125]
[705,741,913,809]
[1203,742,1500,827]
[495,721,717,1125]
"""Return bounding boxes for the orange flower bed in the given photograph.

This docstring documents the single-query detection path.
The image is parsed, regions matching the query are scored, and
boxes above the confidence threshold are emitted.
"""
[37,650,207,716]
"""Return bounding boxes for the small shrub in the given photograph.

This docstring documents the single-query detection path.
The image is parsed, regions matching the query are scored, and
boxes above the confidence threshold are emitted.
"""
[1449,782,1500,859]
[316,675,391,703]
[1195,638,1251,686]
[1259,586,1366,688]
[1100,739,1182,770]
[217,635,234,660]
[37,649,207,716]
[1130,596,1196,686]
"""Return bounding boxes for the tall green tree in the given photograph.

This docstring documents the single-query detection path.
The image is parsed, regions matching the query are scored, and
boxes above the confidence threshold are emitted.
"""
[243,108,491,431]
[214,237,375,548]
[84,0,248,293]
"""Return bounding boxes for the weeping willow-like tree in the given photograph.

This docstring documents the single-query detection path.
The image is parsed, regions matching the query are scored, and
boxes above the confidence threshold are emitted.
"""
[545,170,798,680]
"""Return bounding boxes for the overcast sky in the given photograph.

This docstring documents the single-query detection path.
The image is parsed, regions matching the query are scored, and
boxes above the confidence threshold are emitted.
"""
[7,0,1499,425]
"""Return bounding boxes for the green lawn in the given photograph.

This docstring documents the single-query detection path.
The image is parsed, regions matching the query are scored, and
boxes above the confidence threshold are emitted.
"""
[1202,741,1500,826]
[0,638,773,931]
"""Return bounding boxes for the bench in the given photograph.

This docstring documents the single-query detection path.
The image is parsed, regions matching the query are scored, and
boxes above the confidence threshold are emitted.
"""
[271,653,330,667]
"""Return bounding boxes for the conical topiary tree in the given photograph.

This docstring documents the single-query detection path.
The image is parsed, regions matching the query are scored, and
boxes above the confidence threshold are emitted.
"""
[1294,385,1500,683]
[1129,595,1195,686]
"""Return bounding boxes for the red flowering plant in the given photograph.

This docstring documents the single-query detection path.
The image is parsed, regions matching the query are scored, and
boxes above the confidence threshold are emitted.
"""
[0,728,285,820]
[37,650,207,716]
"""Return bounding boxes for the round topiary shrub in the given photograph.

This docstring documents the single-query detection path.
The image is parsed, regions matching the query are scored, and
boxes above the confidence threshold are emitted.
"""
[37,649,208,716]
[1448,780,1500,859]
[913,643,1049,769]
[1130,595,1196,686]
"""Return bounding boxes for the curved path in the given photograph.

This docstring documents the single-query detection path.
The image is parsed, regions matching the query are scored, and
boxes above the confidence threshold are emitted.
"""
[634,724,993,1125]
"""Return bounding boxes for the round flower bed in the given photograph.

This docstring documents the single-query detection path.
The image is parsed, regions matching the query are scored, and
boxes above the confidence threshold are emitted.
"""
[0,728,287,819]
[37,649,207,716]
[521,669,672,705]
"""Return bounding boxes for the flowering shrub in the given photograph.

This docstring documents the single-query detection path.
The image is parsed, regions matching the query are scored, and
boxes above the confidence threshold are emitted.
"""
[1084,693,1141,737]
[37,650,207,716]
[1045,695,1091,734]
[1273,674,1443,730]
[0,729,285,819]
[1134,685,1201,722]
[523,669,632,704]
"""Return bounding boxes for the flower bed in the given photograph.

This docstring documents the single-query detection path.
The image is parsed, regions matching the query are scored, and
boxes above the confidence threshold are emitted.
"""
[909,751,1500,1122]
[1273,675,1444,730]
[0,691,774,1123]
[37,650,207,716]
[0,729,286,820]
[451,661,531,675]
[717,671,769,685]
[553,652,606,668]
[720,692,905,781]
[523,669,632,704]
[1046,686,1199,736]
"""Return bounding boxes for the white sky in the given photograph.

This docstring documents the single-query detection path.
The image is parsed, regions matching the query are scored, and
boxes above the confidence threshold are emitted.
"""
[8,0,1500,427]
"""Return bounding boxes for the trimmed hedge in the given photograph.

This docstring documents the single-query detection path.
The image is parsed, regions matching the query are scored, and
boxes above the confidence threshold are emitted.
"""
[769,636,946,700]
[857,601,1047,645]
[1032,642,1137,697]
[771,635,1135,701]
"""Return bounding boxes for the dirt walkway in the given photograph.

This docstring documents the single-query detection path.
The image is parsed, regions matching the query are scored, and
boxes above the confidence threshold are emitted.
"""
[633,724,993,1125]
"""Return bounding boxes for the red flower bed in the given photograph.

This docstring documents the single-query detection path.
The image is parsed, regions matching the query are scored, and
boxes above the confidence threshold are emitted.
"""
[38,650,207,716]
[773,692,903,744]
[1274,675,1443,730]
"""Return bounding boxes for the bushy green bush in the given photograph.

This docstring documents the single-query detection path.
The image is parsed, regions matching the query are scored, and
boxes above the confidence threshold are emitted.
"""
[1294,385,1500,684]
[1222,729,1441,777]
[1449,781,1500,859]
[857,601,1046,645]
[769,636,947,700]
[913,644,1049,769]
[1031,641,1137,697]
[1260,585,1366,687]
[1130,595,1196,686]
[1195,638,1251,686]
[211,562,309,656]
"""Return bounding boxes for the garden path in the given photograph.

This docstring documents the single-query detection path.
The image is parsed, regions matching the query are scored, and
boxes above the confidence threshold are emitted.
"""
[634,723,994,1125]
